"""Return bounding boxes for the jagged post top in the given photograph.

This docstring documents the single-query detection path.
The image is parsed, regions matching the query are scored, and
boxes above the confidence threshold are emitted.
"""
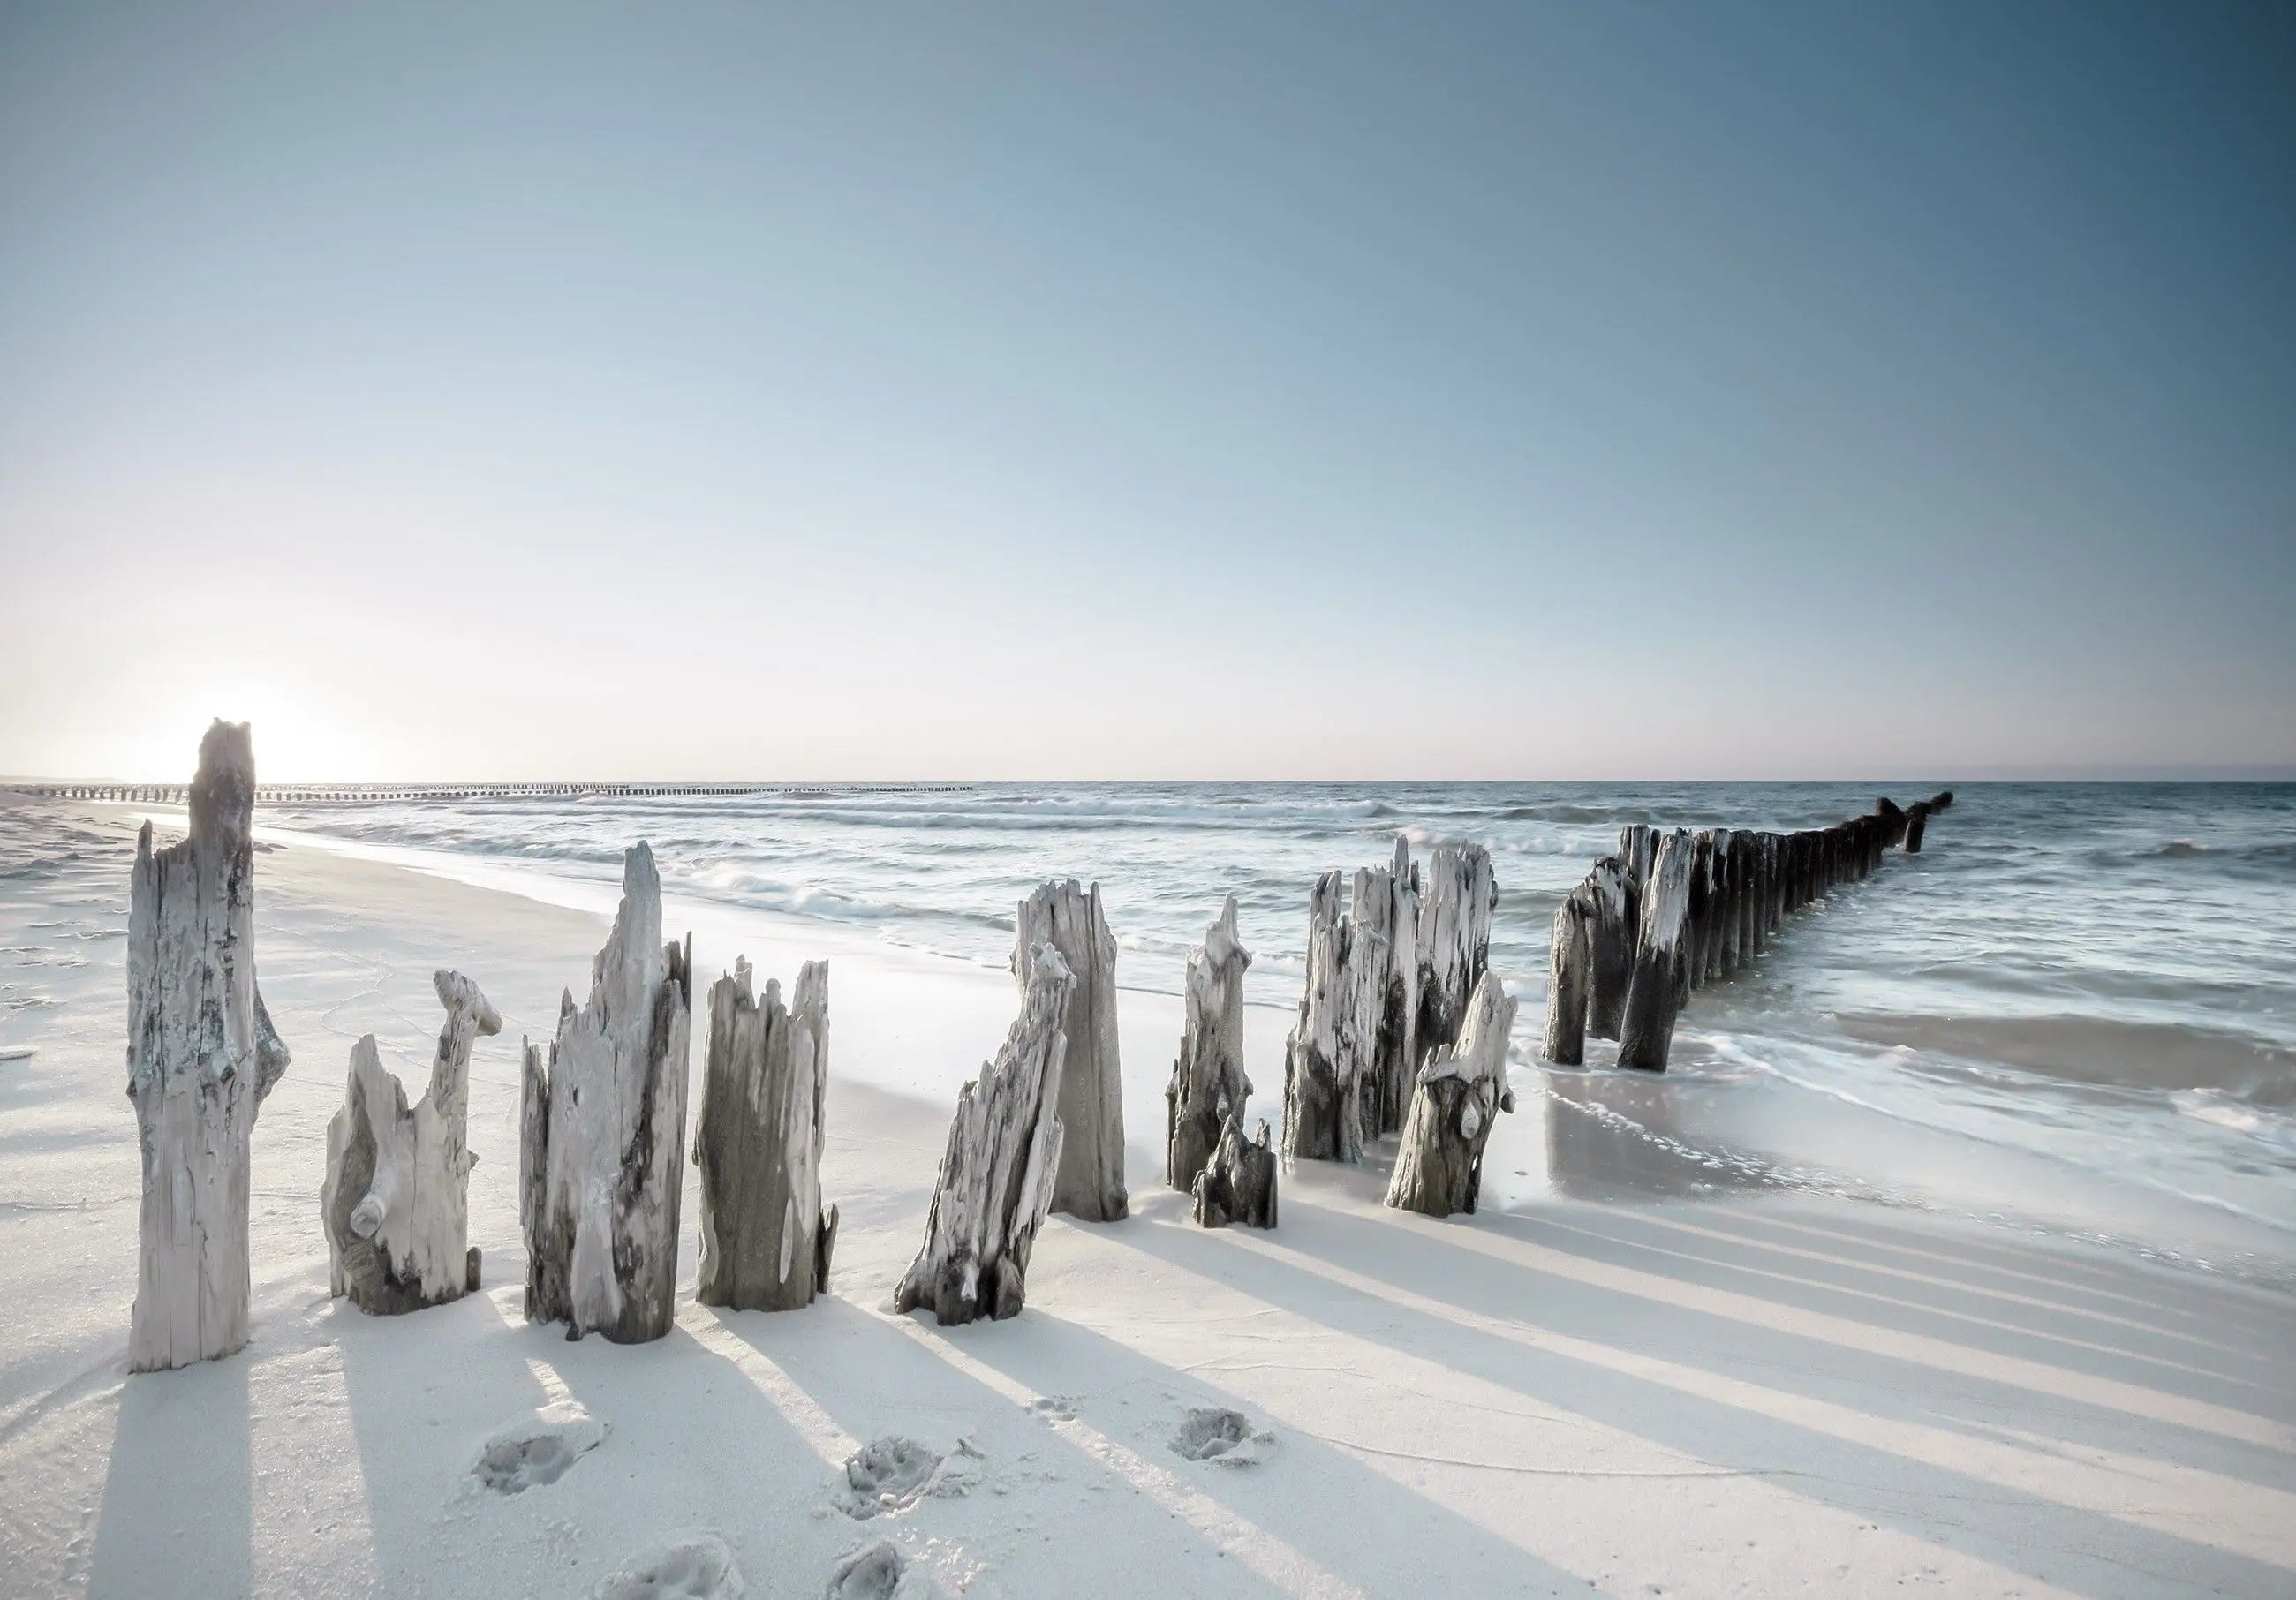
[433,970,502,1036]
[186,719,255,856]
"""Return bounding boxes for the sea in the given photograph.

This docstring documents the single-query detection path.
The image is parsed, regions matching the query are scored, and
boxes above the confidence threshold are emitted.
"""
[34,781,2296,1289]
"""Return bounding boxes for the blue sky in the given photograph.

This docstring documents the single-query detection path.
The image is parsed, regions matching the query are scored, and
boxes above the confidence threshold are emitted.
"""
[2,3,2290,779]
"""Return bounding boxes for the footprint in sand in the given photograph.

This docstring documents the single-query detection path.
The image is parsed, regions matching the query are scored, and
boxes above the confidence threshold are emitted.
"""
[472,1400,606,1495]
[839,1436,984,1519]
[1027,1395,1076,1423]
[1169,1406,1275,1467]
[826,1539,937,1600]
[593,1531,744,1600]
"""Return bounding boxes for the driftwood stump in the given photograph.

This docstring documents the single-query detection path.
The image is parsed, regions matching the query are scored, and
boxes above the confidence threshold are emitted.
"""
[1166,897,1252,1196]
[1281,872,1382,1163]
[1904,802,1930,854]
[322,970,500,1315]
[1354,838,1421,1138]
[1582,857,1635,1039]
[1416,842,1496,1058]
[126,721,291,1372]
[1386,972,1517,1218]
[694,958,835,1313]
[1617,829,1693,1071]
[1541,885,1592,1066]
[1192,1112,1278,1229]
[895,945,1074,1325]
[520,844,694,1344]
[1016,880,1126,1222]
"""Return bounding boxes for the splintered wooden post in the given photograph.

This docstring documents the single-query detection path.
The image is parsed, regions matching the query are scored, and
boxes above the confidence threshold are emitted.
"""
[1016,880,1127,1222]
[1192,1112,1278,1229]
[1166,896,1252,1196]
[895,945,1073,1325]
[1583,857,1635,1040]
[127,721,292,1371]
[1541,883,1593,1066]
[1353,837,1421,1140]
[1877,796,1907,850]
[1684,831,1716,992]
[1386,971,1518,1219]
[693,958,835,1313]
[1731,832,1757,972]
[322,970,502,1315]
[519,844,694,1344]
[1617,830,1693,1072]
[1281,872,1382,1164]
[1618,825,1658,955]
[1904,802,1931,854]
[1416,841,1497,1057]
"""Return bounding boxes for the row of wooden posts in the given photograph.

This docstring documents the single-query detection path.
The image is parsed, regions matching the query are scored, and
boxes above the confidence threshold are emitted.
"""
[1543,792,1954,1071]
[117,720,1948,1370]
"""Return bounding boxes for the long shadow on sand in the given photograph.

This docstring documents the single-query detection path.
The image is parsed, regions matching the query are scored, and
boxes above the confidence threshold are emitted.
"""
[87,1354,253,1599]
[1276,1189,2296,1491]
[715,1292,1612,1599]
[1093,1199,2295,1600]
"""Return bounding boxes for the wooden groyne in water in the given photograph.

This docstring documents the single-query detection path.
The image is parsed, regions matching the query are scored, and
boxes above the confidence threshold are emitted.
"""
[11,781,973,805]
[1543,791,1954,1072]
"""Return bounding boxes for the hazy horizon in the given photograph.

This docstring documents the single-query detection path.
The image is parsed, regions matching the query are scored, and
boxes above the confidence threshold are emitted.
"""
[4,4,2292,782]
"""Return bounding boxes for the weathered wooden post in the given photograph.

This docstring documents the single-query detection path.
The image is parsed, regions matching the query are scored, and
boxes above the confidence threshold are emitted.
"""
[1617,830,1693,1072]
[1016,880,1127,1222]
[1192,1111,1278,1230]
[1281,872,1383,1164]
[1166,897,1252,1195]
[1904,801,1931,854]
[895,945,1073,1325]
[1386,971,1517,1218]
[127,721,292,1371]
[1541,883,1593,1066]
[693,958,835,1313]
[1684,831,1716,991]
[1583,857,1635,1039]
[322,970,500,1315]
[1731,832,1758,971]
[1354,839,1421,1139]
[520,844,694,1344]
[1416,842,1496,1058]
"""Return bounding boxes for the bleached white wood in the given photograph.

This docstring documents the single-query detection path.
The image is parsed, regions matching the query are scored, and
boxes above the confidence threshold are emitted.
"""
[321,970,501,1313]
[126,720,292,1373]
[520,843,693,1343]
[1386,970,1517,1218]
[693,957,836,1312]
[1415,841,1496,1060]
[1165,895,1252,1195]
[1015,879,1126,1221]
[1280,872,1384,1164]
[895,944,1074,1325]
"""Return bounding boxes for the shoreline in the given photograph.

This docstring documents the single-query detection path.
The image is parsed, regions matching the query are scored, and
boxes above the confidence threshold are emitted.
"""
[1,797,2292,1596]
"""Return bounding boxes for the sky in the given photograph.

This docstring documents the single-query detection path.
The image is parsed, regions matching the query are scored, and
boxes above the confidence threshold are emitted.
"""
[2,2,2292,781]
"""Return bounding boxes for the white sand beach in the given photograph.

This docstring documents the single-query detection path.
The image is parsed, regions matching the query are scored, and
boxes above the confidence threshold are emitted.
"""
[3,796,2292,1599]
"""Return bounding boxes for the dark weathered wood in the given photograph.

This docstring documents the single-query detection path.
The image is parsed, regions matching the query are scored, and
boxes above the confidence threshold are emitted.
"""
[895,945,1073,1325]
[693,958,835,1313]
[1541,884,1593,1066]
[1282,872,1385,1164]
[1386,972,1516,1218]
[1167,897,1252,1195]
[1904,801,1930,854]
[1617,830,1693,1072]
[1583,857,1635,1039]
[1191,1112,1277,1229]
[1356,838,1421,1140]
[520,845,694,1345]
